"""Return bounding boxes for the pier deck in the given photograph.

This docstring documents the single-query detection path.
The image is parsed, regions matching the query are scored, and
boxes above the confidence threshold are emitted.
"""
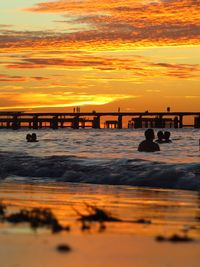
[0,111,199,129]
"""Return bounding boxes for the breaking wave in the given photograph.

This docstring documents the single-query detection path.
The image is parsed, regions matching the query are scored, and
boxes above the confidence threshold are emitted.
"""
[0,152,200,191]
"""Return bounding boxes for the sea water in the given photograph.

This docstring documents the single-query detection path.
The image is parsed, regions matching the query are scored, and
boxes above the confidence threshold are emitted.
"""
[0,128,200,191]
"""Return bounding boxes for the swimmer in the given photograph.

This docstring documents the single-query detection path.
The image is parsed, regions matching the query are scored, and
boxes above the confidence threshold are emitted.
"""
[163,131,172,143]
[31,133,38,142]
[138,129,160,152]
[26,133,32,142]
[155,130,165,144]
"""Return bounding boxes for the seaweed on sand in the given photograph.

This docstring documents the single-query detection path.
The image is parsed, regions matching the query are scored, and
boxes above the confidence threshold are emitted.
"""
[6,208,66,233]
[155,234,194,243]
[75,204,121,222]
[56,244,72,253]
[75,204,152,224]
[74,203,152,233]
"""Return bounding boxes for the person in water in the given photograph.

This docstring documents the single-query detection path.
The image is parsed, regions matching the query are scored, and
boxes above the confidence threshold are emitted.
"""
[31,133,38,142]
[155,130,164,144]
[163,131,172,143]
[138,128,160,152]
[26,134,32,142]
[26,133,38,142]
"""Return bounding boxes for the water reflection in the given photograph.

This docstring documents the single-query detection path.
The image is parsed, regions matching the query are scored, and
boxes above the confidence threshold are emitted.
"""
[1,181,200,238]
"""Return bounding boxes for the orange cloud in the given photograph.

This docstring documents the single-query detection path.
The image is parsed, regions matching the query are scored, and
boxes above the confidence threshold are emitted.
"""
[0,74,49,82]
[0,74,27,82]
[6,53,200,80]
[0,0,199,52]
[21,0,200,48]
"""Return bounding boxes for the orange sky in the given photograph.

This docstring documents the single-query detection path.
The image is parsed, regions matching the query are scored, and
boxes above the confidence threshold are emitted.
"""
[0,0,200,112]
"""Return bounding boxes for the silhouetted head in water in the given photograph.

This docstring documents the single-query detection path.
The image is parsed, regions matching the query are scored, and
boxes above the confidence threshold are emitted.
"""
[156,131,164,143]
[144,128,155,140]
[138,129,160,152]
[31,133,37,142]
[163,131,172,143]
[26,134,32,142]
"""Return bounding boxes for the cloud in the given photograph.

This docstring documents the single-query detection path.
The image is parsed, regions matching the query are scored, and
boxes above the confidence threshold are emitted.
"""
[0,92,135,110]
[0,73,49,82]
[5,53,200,80]
[0,74,27,82]
[31,76,49,81]
[21,0,200,48]
[0,24,13,29]
[0,0,199,52]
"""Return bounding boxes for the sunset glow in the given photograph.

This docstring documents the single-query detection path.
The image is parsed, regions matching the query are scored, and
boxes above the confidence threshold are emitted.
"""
[0,0,200,111]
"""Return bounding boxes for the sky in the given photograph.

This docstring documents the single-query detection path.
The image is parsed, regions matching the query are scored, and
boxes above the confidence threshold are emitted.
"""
[0,0,200,112]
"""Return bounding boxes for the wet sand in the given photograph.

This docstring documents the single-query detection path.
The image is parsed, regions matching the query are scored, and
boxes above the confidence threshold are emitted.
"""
[0,233,200,267]
[0,181,200,267]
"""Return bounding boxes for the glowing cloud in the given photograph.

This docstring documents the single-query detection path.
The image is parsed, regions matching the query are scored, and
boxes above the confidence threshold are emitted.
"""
[22,0,200,48]
[0,92,135,110]
[0,1,200,111]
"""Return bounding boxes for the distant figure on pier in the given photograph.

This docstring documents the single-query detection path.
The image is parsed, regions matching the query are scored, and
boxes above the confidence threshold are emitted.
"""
[138,129,160,152]
[155,131,165,144]
[163,131,172,143]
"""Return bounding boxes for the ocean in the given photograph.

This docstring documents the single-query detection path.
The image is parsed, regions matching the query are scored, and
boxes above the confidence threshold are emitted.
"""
[0,128,200,191]
[0,128,200,251]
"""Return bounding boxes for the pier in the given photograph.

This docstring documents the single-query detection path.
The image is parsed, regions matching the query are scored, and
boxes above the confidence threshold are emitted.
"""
[0,111,200,129]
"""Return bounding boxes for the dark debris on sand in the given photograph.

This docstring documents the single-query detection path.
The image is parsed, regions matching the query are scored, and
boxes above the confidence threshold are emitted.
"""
[155,234,194,243]
[74,204,153,235]
[134,218,152,224]
[76,204,121,223]
[75,204,152,231]
[1,204,73,253]
[1,202,153,237]
[5,207,70,234]
[56,244,72,253]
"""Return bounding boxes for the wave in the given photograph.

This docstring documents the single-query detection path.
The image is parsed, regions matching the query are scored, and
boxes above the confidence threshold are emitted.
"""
[0,152,200,191]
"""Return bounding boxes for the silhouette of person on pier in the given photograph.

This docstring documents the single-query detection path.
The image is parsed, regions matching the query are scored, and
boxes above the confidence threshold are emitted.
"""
[138,129,160,152]
[163,131,172,143]
[155,131,165,144]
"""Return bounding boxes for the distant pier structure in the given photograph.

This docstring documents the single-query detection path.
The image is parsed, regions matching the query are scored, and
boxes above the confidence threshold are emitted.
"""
[0,111,200,129]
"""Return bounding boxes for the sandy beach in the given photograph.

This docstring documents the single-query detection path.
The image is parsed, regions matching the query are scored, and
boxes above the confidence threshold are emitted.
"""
[0,181,200,267]
[0,232,200,267]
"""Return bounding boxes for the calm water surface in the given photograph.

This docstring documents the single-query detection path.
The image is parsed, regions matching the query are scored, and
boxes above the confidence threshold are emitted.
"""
[0,128,199,163]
